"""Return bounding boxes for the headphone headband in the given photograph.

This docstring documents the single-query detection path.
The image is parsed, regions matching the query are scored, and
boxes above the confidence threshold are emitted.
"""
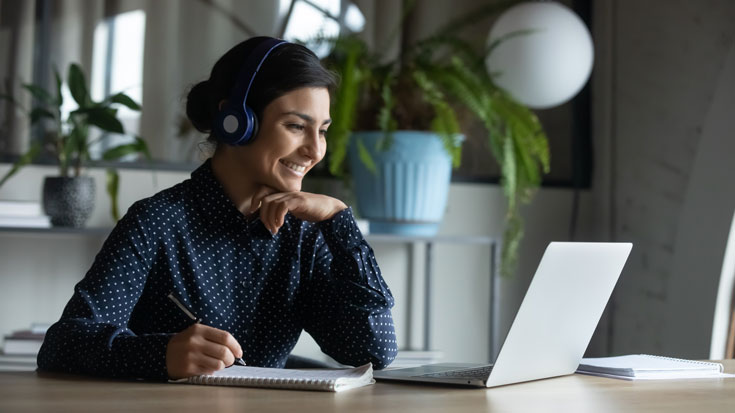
[215,38,288,146]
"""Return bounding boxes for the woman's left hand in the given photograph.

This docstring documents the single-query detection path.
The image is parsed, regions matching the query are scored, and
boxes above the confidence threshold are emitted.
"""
[249,186,347,234]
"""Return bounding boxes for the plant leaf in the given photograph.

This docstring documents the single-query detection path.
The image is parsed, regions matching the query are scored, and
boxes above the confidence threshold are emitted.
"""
[501,135,517,212]
[109,93,141,111]
[326,36,365,177]
[0,143,41,188]
[501,213,523,277]
[106,168,120,221]
[356,138,377,175]
[86,108,124,134]
[30,107,55,124]
[68,63,90,107]
[102,137,149,161]
[22,84,54,104]
[53,66,63,107]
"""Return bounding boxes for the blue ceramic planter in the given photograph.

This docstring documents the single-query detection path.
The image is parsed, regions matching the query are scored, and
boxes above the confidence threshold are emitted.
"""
[349,131,453,236]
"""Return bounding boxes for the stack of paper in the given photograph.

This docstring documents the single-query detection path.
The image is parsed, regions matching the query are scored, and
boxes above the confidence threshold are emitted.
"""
[0,200,50,228]
[2,323,50,355]
[0,323,49,372]
[576,354,730,380]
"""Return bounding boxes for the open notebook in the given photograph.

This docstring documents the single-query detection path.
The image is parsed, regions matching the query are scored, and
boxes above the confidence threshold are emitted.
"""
[172,363,374,392]
[576,355,729,380]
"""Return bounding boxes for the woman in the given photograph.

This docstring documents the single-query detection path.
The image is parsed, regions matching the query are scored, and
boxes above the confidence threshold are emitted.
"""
[37,36,398,380]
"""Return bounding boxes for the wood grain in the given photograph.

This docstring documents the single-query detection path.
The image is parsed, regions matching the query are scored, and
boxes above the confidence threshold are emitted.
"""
[0,360,733,413]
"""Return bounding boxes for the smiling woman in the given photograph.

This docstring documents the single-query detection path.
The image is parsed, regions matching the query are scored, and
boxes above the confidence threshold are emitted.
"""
[36,36,398,380]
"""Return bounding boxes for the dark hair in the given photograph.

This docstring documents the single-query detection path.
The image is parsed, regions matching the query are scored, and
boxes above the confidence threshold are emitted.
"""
[186,37,336,144]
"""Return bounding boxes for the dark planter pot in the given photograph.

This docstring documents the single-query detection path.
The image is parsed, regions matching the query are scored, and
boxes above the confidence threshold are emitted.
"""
[42,176,95,227]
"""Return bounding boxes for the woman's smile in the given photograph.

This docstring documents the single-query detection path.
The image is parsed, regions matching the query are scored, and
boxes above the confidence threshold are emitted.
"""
[279,159,307,176]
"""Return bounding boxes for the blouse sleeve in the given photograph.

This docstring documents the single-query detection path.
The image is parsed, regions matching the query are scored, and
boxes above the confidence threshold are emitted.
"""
[299,207,398,369]
[36,201,173,379]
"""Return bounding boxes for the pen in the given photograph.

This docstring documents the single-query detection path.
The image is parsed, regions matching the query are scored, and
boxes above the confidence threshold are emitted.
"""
[167,292,246,367]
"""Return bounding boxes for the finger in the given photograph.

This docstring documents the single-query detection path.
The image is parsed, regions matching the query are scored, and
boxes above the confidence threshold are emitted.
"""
[200,341,236,367]
[199,326,242,359]
[266,195,296,234]
[200,325,231,344]
[194,352,227,373]
[249,185,278,213]
[273,196,297,230]
[260,193,291,233]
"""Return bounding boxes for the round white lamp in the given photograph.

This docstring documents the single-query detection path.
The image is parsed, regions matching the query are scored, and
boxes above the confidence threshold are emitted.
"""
[485,1,594,109]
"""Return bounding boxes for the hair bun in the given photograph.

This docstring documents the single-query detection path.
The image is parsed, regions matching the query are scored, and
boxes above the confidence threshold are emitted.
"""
[186,80,214,133]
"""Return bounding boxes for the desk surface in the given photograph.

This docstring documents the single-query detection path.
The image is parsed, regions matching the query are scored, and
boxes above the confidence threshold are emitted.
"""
[1,360,733,413]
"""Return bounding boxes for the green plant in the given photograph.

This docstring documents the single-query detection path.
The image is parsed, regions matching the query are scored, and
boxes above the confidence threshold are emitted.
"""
[314,1,550,277]
[0,63,150,220]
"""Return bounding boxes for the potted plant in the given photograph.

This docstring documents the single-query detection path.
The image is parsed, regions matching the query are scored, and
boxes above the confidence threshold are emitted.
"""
[0,63,150,226]
[315,3,549,277]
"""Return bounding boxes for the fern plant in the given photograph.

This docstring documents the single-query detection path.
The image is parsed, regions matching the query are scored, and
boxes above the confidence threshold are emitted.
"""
[0,63,150,220]
[316,2,549,277]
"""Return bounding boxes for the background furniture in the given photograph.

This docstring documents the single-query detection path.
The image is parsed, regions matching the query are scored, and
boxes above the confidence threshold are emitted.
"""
[711,210,735,360]
[0,227,500,363]
[365,234,499,362]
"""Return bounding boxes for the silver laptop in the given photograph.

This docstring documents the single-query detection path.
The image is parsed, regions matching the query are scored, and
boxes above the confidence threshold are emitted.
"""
[374,242,632,388]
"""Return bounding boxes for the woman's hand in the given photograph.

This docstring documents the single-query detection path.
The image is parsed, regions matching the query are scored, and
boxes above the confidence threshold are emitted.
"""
[249,186,348,235]
[166,324,243,379]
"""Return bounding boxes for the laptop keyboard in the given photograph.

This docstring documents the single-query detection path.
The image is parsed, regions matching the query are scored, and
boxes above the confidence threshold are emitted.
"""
[416,364,494,379]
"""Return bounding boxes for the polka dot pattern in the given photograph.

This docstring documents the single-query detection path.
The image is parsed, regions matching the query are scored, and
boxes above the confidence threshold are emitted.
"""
[37,159,398,379]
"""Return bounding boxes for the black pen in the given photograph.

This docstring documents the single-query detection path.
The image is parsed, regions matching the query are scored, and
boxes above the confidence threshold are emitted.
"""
[167,292,247,367]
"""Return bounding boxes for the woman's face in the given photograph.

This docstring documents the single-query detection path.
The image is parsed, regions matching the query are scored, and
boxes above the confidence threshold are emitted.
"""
[235,87,330,193]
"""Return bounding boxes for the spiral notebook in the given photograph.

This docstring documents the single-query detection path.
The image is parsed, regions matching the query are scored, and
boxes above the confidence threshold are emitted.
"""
[172,363,374,392]
[576,354,730,380]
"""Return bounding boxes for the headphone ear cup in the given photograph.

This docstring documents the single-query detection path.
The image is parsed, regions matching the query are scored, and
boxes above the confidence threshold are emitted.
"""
[240,105,258,145]
[215,107,246,146]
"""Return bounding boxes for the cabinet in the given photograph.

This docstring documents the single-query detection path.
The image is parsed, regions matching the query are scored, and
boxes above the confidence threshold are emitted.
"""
[365,234,500,362]
[0,227,501,362]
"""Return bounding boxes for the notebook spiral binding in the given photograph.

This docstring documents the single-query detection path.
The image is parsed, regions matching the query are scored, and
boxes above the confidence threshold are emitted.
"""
[189,375,334,390]
[641,354,724,371]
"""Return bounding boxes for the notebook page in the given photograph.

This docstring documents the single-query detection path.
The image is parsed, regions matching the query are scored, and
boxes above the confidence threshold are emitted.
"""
[209,363,370,381]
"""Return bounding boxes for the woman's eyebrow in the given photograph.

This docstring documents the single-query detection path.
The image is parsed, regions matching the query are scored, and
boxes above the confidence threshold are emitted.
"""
[282,111,332,125]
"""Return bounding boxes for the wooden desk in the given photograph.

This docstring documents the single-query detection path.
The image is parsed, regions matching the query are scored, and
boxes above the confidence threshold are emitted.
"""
[1,360,733,413]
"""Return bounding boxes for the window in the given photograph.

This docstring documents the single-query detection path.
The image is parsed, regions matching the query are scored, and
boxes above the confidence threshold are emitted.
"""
[281,0,365,58]
[88,9,146,160]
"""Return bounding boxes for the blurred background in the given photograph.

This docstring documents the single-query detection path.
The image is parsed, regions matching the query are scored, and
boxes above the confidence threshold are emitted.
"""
[0,0,734,367]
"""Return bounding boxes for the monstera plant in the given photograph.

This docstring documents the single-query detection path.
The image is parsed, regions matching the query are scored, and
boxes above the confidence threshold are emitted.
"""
[0,63,150,226]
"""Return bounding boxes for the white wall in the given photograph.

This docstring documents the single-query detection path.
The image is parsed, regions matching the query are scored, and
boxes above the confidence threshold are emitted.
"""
[606,0,735,358]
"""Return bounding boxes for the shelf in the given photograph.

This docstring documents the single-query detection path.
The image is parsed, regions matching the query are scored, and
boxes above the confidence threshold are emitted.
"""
[0,226,497,245]
[0,226,111,235]
[0,224,500,361]
[365,233,496,245]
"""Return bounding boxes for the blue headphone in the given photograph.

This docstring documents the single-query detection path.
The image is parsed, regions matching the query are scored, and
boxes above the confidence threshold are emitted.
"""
[214,38,288,146]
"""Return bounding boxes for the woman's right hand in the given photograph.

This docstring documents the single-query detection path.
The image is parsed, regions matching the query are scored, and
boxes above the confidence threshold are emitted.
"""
[165,323,243,379]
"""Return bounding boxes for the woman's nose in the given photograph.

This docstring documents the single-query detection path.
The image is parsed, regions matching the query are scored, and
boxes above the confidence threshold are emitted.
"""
[299,128,323,160]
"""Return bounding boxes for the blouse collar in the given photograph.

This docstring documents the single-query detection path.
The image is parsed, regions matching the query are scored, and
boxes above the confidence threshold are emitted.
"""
[190,158,283,237]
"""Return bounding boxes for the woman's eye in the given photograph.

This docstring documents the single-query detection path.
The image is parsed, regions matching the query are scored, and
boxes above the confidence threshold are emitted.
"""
[287,124,305,131]
[319,129,328,136]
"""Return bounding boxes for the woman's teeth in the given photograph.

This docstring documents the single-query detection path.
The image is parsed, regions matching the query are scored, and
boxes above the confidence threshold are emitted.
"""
[281,160,306,173]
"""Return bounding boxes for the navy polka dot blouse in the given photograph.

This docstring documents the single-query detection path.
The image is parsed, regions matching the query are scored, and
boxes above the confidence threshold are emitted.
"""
[37,159,398,379]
